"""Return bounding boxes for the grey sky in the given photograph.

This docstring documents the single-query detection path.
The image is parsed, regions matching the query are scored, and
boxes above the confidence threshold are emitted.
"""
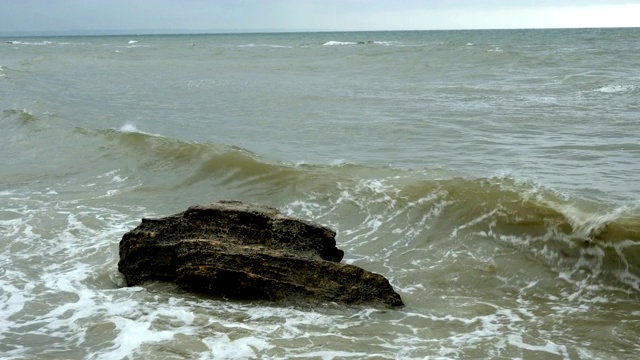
[1,0,639,34]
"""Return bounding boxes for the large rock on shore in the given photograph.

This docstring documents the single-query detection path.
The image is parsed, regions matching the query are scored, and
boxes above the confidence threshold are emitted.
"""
[118,200,403,307]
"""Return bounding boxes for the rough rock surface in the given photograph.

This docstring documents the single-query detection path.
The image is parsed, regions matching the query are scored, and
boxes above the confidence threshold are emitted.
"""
[118,200,403,307]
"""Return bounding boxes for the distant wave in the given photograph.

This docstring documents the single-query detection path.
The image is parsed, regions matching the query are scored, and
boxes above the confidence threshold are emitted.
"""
[594,84,637,94]
[116,123,166,137]
[236,43,293,48]
[2,108,38,126]
[119,123,141,133]
[5,40,53,46]
[233,40,397,48]
[5,40,93,47]
[323,41,358,46]
[320,40,401,47]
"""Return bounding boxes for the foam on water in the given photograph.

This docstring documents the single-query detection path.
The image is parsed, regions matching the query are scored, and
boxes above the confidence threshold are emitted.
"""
[3,178,638,358]
[0,182,392,358]
[5,40,53,46]
[328,159,352,167]
[200,334,272,360]
[1,200,127,357]
[373,41,396,46]
[284,171,640,352]
[323,41,358,46]
[595,84,637,94]
[117,122,164,138]
[119,123,139,133]
[237,43,293,48]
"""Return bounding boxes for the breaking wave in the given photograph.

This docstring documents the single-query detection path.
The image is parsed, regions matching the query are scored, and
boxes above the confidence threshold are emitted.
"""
[594,84,637,94]
[4,124,639,359]
[71,125,640,291]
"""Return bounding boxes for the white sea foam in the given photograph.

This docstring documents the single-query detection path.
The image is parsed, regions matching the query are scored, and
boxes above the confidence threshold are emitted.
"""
[329,158,348,166]
[237,43,292,48]
[1,182,628,358]
[552,201,635,240]
[323,41,357,46]
[372,41,396,46]
[287,350,371,359]
[507,334,569,357]
[595,84,637,94]
[0,188,141,357]
[449,208,500,238]
[200,334,272,360]
[117,123,167,139]
[2,184,406,358]
[5,40,53,45]
[100,316,180,360]
[119,123,141,132]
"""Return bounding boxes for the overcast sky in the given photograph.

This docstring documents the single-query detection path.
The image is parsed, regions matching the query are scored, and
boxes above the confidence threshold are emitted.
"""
[1,0,639,34]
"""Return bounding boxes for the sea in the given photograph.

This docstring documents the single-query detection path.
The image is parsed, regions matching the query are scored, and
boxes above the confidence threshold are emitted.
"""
[1,28,640,359]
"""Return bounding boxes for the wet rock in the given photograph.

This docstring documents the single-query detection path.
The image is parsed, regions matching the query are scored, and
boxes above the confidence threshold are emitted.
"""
[118,200,403,307]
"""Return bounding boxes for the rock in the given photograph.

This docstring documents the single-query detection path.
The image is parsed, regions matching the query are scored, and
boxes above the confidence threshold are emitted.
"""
[118,200,403,307]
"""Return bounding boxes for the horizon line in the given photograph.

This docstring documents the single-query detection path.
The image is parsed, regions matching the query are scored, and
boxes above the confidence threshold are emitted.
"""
[1,25,638,38]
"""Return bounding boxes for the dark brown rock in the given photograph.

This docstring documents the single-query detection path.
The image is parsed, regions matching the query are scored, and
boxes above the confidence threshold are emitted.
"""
[118,200,403,307]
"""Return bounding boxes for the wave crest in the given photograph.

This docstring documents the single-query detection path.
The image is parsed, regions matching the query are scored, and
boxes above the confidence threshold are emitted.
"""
[74,126,640,289]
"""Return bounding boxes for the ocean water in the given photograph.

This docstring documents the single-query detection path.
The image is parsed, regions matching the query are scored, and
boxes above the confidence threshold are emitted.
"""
[1,28,640,359]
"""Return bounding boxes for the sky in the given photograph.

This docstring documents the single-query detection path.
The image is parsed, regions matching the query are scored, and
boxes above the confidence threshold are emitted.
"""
[1,0,639,35]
